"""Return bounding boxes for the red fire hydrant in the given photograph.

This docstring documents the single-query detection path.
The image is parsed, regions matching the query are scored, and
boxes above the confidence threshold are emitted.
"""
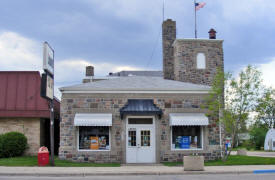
[38,146,49,166]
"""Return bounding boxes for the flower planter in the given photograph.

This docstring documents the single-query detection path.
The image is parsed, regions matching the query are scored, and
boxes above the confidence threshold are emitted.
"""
[183,156,204,171]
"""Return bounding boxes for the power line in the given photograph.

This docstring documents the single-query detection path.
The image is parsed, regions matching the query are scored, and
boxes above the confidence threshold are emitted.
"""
[146,25,162,69]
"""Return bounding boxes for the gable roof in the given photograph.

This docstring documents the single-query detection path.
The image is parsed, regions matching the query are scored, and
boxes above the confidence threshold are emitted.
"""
[60,76,210,93]
[0,71,60,118]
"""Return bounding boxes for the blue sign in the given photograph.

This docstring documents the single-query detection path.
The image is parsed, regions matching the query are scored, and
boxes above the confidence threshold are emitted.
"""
[180,136,190,149]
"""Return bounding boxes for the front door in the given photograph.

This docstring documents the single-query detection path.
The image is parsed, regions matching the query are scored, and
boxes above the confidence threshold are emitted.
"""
[126,117,156,163]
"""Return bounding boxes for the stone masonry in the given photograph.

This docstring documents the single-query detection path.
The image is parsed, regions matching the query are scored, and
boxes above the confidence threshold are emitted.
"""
[162,19,176,80]
[59,93,223,163]
[173,39,224,86]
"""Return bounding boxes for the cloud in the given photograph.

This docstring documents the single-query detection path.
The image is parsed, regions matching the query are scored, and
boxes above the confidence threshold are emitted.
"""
[259,58,275,89]
[216,0,275,24]
[55,59,143,83]
[0,31,41,71]
[0,31,145,98]
[84,0,162,21]
[230,58,275,90]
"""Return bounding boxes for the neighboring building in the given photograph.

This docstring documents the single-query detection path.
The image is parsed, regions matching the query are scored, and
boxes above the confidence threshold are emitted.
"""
[264,129,275,151]
[0,71,60,155]
[59,19,224,163]
[108,71,163,77]
[238,133,251,145]
[82,66,163,83]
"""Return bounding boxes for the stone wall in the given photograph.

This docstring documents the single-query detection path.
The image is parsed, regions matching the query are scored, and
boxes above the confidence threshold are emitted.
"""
[0,117,41,155]
[173,39,224,86]
[162,19,176,80]
[59,93,224,163]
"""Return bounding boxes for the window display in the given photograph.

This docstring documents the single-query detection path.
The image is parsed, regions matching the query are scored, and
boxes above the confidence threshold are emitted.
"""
[79,126,110,150]
[171,126,202,150]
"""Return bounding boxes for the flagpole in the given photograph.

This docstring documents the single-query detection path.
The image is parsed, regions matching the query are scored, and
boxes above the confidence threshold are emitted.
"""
[163,0,165,21]
[194,0,197,39]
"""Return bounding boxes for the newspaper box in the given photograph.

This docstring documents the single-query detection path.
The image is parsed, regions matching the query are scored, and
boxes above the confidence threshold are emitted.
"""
[38,146,49,166]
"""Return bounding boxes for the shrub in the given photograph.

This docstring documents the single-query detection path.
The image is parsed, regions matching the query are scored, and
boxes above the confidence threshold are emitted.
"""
[241,140,253,150]
[249,124,268,150]
[0,132,28,158]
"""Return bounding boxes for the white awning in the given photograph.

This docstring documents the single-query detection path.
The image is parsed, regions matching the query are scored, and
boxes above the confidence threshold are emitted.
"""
[169,113,209,126]
[74,113,112,126]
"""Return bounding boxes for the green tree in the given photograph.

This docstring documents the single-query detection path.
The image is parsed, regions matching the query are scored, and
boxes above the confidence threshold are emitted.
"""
[205,65,263,161]
[225,65,262,148]
[249,121,268,150]
[204,68,233,160]
[255,88,275,129]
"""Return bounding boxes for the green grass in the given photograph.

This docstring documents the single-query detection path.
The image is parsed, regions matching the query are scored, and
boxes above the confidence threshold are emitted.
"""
[163,155,275,166]
[0,156,120,167]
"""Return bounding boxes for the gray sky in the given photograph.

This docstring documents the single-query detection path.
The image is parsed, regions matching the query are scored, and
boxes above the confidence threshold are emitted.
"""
[0,0,275,98]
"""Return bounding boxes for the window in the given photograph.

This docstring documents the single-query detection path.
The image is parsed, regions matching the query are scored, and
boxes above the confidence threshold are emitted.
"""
[78,126,110,151]
[196,53,206,69]
[141,130,150,146]
[128,130,136,147]
[171,126,202,150]
[128,118,153,124]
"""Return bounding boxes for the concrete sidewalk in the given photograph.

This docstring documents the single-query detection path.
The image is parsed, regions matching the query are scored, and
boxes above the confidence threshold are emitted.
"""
[0,165,275,176]
[231,151,275,158]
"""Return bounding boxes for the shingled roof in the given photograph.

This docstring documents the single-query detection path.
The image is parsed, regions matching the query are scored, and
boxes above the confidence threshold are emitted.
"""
[60,76,210,93]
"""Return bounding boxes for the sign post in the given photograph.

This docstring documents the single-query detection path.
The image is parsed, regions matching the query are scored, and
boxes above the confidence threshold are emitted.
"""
[41,41,55,166]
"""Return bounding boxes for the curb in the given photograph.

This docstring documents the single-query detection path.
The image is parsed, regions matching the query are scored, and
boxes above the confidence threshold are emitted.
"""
[0,171,253,177]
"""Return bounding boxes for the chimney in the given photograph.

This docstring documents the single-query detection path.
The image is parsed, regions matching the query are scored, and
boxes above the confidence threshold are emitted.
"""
[208,28,217,39]
[162,19,176,80]
[86,66,94,77]
[82,66,94,83]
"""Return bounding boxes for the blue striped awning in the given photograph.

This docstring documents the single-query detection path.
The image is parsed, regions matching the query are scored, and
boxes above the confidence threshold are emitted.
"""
[120,99,162,118]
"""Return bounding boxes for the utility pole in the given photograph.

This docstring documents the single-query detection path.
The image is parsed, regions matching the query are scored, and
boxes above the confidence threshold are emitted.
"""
[41,42,55,166]
[49,82,54,166]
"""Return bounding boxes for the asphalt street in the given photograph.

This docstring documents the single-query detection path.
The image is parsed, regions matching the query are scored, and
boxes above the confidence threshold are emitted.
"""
[0,174,275,180]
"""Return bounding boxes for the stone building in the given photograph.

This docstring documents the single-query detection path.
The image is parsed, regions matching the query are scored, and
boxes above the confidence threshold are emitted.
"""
[59,19,224,163]
[0,71,60,155]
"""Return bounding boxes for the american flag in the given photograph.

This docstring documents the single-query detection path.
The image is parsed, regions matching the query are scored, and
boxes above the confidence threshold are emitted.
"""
[195,2,206,11]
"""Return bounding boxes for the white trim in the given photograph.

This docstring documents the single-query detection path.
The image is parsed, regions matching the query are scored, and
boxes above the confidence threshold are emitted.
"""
[196,53,206,69]
[61,90,209,94]
[126,116,156,163]
[170,126,204,151]
[126,116,155,126]
[74,113,112,126]
[169,113,209,126]
[76,126,111,152]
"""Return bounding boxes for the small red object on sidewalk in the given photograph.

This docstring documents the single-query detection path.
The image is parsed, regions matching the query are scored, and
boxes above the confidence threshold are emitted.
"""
[38,146,49,166]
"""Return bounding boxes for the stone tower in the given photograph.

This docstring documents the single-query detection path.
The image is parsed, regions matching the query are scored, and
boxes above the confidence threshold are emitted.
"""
[173,38,224,86]
[162,19,176,80]
[162,19,224,86]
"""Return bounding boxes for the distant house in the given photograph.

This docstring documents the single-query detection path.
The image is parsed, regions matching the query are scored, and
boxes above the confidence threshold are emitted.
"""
[0,71,60,155]
[108,70,163,77]
[82,67,163,83]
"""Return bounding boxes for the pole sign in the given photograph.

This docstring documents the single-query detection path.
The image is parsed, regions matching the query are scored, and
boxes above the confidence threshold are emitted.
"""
[41,72,54,100]
[43,42,54,75]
